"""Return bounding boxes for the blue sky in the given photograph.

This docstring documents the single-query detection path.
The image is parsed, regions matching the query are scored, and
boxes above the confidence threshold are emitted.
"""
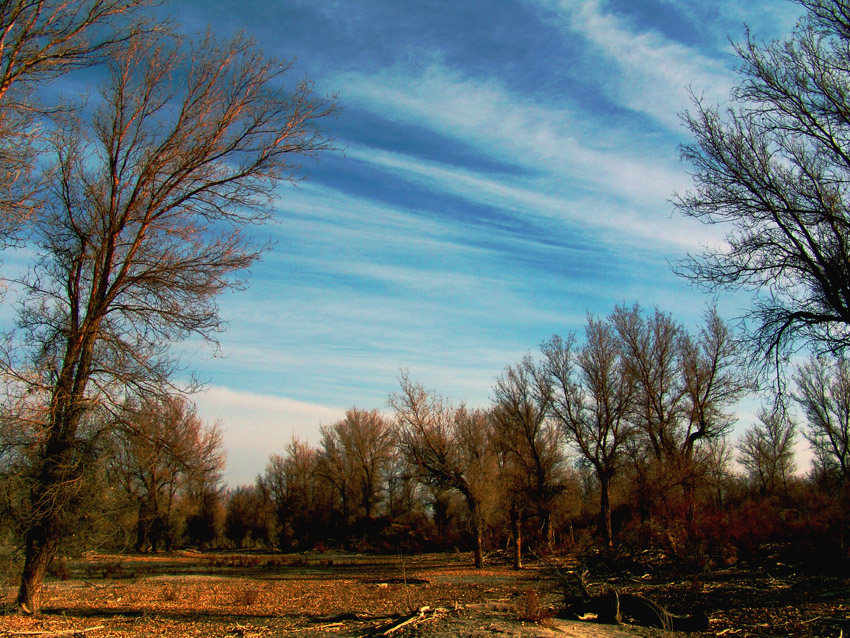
[114,1,807,484]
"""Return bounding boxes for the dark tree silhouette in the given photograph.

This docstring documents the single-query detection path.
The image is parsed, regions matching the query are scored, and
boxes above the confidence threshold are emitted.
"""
[675,0,850,370]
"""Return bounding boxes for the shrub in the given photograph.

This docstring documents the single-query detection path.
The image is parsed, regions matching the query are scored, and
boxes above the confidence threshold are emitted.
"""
[515,588,554,623]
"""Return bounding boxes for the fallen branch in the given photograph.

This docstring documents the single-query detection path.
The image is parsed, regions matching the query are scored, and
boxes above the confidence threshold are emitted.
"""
[3,626,105,637]
[311,612,376,623]
[372,606,451,636]
[380,606,431,636]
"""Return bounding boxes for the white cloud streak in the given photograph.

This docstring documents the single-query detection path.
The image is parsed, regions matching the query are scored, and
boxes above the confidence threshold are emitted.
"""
[337,64,689,201]
[344,146,711,252]
[538,0,736,130]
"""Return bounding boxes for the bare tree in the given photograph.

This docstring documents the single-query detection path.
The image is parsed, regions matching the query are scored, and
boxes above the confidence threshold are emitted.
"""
[225,484,276,549]
[318,408,396,526]
[5,30,335,611]
[261,438,330,550]
[383,448,428,543]
[796,356,850,486]
[612,304,746,463]
[258,453,288,546]
[738,405,797,497]
[492,356,568,559]
[611,304,685,462]
[674,0,850,371]
[680,305,750,460]
[109,395,224,552]
[317,426,356,527]
[0,0,154,245]
[390,374,498,569]
[543,317,635,548]
[702,436,736,508]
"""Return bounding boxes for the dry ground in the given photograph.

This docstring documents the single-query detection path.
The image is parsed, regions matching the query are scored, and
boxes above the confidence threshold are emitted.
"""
[0,551,846,637]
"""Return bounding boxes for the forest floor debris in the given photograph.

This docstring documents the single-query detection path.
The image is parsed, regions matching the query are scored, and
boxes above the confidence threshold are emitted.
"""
[0,550,846,637]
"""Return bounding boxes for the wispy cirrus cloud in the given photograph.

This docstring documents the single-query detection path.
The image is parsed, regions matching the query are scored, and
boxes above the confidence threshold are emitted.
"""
[336,62,688,200]
[343,146,710,252]
[532,0,736,130]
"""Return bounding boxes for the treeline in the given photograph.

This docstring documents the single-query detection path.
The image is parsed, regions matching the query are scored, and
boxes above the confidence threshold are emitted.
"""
[219,304,847,572]
[7,303,843,574]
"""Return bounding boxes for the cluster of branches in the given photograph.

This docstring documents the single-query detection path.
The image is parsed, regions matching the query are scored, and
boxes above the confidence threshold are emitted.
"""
[108,395,226,553]
[675,0,850,378]
[218,303,849,574]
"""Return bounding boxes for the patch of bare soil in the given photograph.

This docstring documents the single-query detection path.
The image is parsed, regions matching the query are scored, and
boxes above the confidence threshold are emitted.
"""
[0,551,845,637]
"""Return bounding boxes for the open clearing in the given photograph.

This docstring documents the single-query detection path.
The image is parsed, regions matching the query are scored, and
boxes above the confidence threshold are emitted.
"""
[0,551,847,637]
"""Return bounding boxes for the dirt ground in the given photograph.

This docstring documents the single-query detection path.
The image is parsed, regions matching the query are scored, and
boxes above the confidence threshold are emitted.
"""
[0,550,846,637]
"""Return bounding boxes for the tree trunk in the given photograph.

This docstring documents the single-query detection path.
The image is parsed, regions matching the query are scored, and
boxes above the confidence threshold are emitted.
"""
[470,499,484,569]
[17,431,80,612]
[135,515,148,553]
[510,501,522,570]
[136,499,153,553]
[599,474,613,548]
[17,523,60,613]
[539,505,552,552]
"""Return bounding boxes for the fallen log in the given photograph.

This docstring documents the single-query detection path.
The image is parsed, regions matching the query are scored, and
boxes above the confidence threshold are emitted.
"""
[562,589,709,632]
[549,565,710,632]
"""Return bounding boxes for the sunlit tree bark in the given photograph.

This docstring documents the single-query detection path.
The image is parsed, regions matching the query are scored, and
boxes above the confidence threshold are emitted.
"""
[0,0,153,245]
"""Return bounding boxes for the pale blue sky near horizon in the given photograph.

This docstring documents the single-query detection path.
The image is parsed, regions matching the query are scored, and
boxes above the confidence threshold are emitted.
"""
[8,0,810,486]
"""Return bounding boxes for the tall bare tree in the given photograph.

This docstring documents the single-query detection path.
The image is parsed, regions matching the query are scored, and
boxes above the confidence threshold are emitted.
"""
[390,374,498,569]
[680,306,750,460]
[612,304,746,463]
[318,408,396,526]
[543,317,635,548]
[0,0,153,245]
[796,356,850,486]
[738,405,797,497]
[674,0,850,371]
[611,304,684,462]
[492,356,568,559]
[5,30,335,611]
